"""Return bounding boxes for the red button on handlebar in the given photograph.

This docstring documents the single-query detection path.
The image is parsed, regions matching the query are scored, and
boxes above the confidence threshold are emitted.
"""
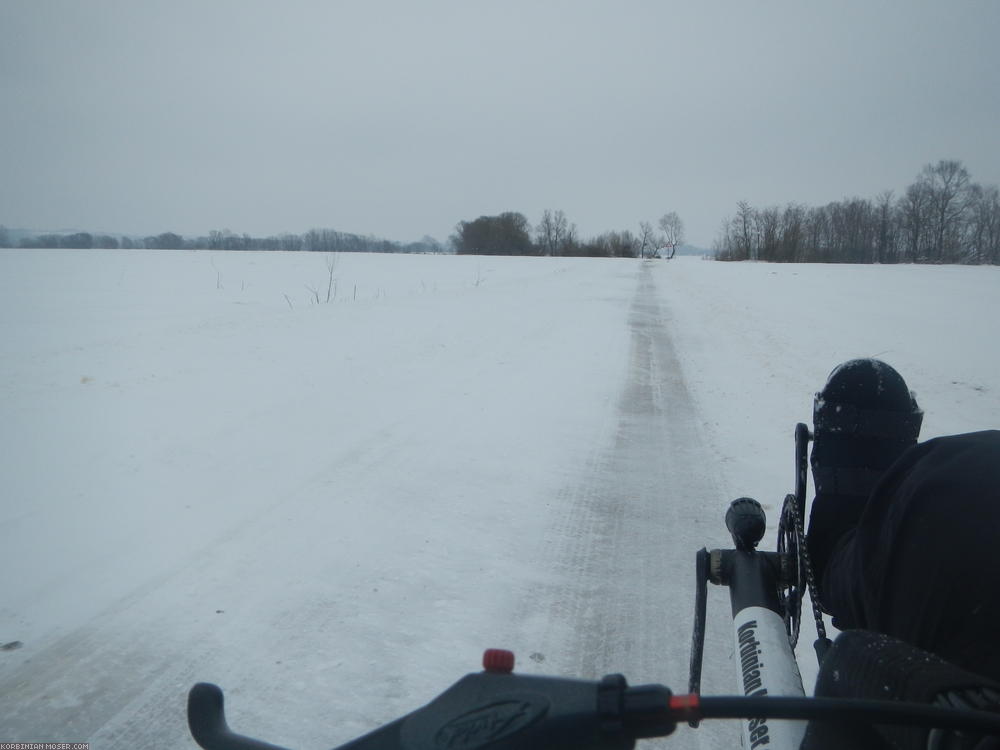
[669,693,701,722]
[482,649,515,673]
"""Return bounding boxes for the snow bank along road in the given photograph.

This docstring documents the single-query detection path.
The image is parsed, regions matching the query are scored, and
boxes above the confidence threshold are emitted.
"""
[1,251,737,748]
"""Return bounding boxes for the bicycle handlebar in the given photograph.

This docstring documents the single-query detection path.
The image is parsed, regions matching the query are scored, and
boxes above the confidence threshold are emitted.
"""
[189,661,672,750]
[188,649,1000,750]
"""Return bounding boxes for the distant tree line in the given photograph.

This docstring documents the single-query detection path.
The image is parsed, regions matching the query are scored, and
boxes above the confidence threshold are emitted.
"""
[8,227,445,254]
[714,160,1000,264]
[451,209,684,258]
[11,230,192,250]
[3,215,686,259]
[13,231,126,249]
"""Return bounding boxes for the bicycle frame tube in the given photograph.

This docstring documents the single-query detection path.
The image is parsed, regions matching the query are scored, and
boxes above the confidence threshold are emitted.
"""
[714,548,806,750]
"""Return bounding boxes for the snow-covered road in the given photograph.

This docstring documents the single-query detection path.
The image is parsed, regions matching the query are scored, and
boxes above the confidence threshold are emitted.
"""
[2,250,997,748]
[1,252,738,748]
[508,262,738,749]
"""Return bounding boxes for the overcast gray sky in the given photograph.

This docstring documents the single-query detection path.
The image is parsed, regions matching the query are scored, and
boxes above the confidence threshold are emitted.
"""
[2,1,998,247]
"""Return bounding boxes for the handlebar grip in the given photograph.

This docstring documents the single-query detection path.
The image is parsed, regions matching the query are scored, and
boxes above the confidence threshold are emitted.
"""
[188,683,293,750]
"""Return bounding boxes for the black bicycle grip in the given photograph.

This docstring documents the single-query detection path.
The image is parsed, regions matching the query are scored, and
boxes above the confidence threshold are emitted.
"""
[188,683,293,750]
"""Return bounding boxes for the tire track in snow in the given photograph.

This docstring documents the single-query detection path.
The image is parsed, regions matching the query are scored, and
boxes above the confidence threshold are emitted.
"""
[516,262,739,748]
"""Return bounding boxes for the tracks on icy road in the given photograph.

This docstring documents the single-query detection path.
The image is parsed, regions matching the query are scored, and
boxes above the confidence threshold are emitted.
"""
[519,261,738,748]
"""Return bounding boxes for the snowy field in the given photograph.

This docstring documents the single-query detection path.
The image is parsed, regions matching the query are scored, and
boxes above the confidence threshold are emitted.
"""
[1,249,998,748]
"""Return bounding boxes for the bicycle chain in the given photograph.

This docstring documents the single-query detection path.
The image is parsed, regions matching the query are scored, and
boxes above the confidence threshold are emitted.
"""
[787,494,829,645]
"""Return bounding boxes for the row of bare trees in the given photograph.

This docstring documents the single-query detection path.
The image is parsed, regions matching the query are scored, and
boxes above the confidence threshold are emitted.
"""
[10,227,444,254]
[14,231,141,249]
[204,228,444,254]
[714,160,1000,264]
[452,210,685,258]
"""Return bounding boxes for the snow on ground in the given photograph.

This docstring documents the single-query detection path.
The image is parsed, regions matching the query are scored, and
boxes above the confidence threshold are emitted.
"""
[660,259,1000,503]
[0,250,997,748]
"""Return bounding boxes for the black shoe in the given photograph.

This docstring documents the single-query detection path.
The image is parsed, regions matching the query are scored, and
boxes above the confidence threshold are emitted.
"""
[806,630,1000,750]
[807,359,923,589]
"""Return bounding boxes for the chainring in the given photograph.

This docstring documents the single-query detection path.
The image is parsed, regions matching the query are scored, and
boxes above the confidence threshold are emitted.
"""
[776,493,806,649]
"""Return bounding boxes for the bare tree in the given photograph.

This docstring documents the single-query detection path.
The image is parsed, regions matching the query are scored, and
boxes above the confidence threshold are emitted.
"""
[984,186,1000,265]
[874,191,897,263]
[562,222,578,255]
[658,211,685,258]
[899,178,933,262]
[779,203,806,262]
[536,209,570,256]
[923,160,971,262]
[755,207,780,261]
[637,221,658,259]
[735,202,755,260]
[835,198,876,263]
[966,184,1000,265]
